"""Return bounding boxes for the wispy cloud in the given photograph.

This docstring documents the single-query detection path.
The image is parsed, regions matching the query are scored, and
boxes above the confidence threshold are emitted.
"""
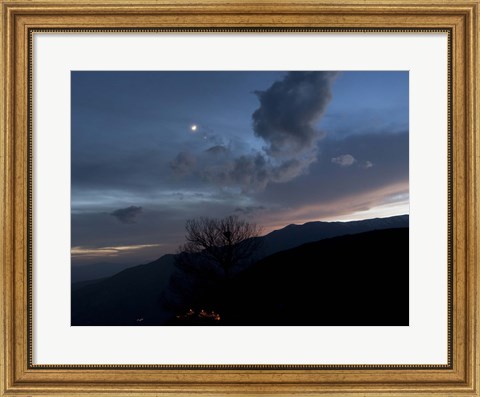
[71,243,161,257]
[363,160,374,169]
[331,154,356,167]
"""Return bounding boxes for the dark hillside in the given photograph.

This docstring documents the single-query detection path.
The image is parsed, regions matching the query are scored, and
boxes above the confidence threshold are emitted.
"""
[178,228,409,326]
[71,254,175,325]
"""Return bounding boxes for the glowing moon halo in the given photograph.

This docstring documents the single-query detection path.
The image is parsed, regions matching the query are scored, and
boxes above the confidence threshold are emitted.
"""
[190,124,198,132]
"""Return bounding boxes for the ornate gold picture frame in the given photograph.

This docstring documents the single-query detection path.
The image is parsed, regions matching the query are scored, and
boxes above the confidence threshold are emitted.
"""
[1,0,478,395]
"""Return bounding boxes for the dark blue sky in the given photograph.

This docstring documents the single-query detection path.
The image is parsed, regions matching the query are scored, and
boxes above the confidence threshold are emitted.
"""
[71,71,409,265]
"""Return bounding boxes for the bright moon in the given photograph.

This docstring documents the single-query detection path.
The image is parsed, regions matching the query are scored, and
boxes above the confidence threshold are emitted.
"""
[190,124,197,132]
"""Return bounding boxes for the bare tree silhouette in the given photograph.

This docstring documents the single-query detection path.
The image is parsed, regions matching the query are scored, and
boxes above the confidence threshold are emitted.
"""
[180,215,262,278]
[162,216,262,321]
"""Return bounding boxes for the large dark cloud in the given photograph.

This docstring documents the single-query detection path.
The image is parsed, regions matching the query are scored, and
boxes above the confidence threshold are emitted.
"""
[253,71,338,157]
[110,206,143,224]
[198,152,317,193]
[172,72,338,192]
[200,153,267,191]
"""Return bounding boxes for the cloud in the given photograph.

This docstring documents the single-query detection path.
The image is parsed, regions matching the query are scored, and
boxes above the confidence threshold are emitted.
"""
[363,160,374,169]
[200,153,316,193]
[331,154,356,167]
[110,206,143,224]
[205,145,228,155]
[201,153,270,192]
[270,157,316,183]
[72,243,161,257]
[252,71,338,158]
[234,205,266,215]
[182,72,337,192]
[170,152,196,175]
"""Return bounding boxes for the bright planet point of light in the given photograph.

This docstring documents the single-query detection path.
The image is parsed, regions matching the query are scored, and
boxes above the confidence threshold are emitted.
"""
[190,124,197,132]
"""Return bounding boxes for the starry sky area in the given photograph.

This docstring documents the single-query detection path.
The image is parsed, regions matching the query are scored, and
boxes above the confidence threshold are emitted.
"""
[71,71,409,266]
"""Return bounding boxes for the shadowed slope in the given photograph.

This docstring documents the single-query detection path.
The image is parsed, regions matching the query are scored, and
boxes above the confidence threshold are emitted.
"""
[177,228,409,326]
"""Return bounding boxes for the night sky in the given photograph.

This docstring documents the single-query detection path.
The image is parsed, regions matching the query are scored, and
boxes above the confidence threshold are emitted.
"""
[71,71,409,266]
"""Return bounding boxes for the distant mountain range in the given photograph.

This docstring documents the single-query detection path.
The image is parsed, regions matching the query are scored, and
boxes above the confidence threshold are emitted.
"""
[72,262,136,284]
[72,254,176,325]
[259,214,408,258]
[71,214,408,326]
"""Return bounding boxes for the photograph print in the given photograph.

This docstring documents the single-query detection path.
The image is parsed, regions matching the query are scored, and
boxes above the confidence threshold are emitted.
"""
[71,70,409,326]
